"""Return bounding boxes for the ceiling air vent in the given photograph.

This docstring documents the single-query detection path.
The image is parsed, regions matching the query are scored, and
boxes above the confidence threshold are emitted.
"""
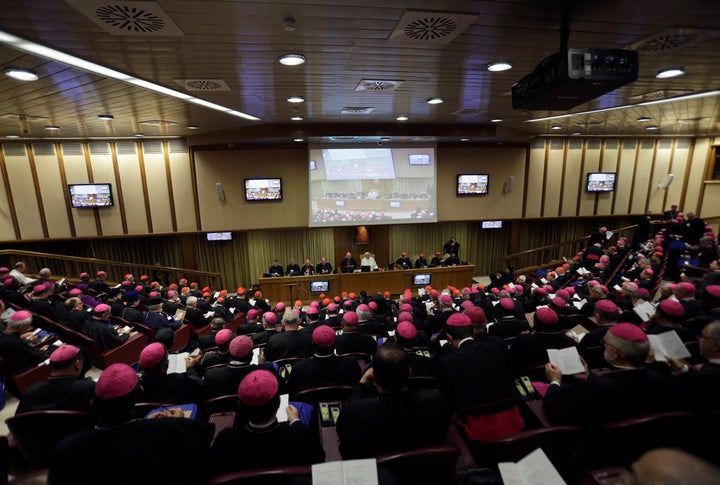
[175,79,231,92]
[389,10,477,44]
[625,28,714,54]
[628,90,691,101]
[139,120,179,126]
[355,80,404,92]
[65,0,184,36]
[452,108,485,116]
[341,107,374,114]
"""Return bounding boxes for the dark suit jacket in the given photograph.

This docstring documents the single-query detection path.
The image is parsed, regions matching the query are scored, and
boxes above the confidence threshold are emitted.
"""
[335,331,377,356]
[286,354,362,395]
[264,331,313,361]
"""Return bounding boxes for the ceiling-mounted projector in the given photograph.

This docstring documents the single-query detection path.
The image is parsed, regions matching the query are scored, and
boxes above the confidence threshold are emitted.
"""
[511,48,639,110]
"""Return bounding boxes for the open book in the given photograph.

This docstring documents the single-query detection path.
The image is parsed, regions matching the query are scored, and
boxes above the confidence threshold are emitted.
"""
[167,352,189,373]
[547,347,585,375]
[648,330,691,361]
[312,459,379,485]
[498,448,566,485]
[633,301,656,322]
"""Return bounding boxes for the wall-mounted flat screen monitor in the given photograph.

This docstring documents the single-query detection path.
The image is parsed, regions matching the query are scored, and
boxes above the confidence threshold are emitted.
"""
[245,178,283,201]
[408,153,431,166]
[68,183,114,208]
[457,174,489,196]
[207,232,232,241]
[586,172,616,192]
[413,273,431,285]
[310,281,329,292]
[482,220,502,229]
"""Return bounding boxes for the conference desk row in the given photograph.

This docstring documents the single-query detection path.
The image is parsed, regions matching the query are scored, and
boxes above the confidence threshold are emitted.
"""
[258,265,476,305]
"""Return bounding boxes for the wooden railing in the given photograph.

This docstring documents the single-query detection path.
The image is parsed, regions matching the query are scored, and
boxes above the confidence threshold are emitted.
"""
[0,249,222,289]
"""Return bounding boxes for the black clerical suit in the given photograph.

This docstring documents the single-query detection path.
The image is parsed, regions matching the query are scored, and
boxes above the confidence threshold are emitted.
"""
[264,331,313,362]
[16,376,95,414]
[286,353,362,395]
[315,262,333,275]
[335,331,377,356]
[395,257,412,270]
[81,318,128,352]
[340,257,358,273]
[203,361,277,400]
[285,263,301,276]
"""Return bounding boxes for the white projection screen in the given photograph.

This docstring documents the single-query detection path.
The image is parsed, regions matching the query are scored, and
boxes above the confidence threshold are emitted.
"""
[308,145,437,227]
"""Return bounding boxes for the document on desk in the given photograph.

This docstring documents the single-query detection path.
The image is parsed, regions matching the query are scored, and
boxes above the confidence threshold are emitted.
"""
[547,347,585,375]
[648,331,691,361]
[498,447,566,485]
[633,301,656,322]
[312,458,379,485]
[167,352,189,374]
[276,394,289,422]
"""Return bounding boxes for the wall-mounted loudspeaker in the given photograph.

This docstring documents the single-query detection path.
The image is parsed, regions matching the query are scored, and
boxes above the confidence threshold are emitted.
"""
[503,176,515,193]
[657,174,674,190]
[216,182,225,202]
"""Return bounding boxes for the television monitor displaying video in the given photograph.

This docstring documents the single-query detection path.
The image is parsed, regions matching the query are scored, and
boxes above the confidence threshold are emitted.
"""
[68,183,114,208]
[310,281,329,292]
[206,232,232,241]
[244,178,283,201]
[586,172,616,193]
[457,174,489,196]
[408,153,431,166]
[482,220,502,229]
[413,273,431,285]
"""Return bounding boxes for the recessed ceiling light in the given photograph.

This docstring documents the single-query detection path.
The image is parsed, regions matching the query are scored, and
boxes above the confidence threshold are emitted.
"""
[656,68,684,79]
[133,133,145,137]
[279,53,306,66]
[427,97,444,105]
[396,115,408,121]
[4,68,39,81]
[294,137,305,142]
[571,132,582,136]
[487,61,513,72]
[97,114,114,121]
[551,125,563,130]
[645,125,659,131]
[460,138,470,142]
[637,116,652,122]
[45,125,60,131]
[5,134,19,138]
[186,125,199,129]
[291,116,303,121]
[287,96,305,103]
[490,118,503,123]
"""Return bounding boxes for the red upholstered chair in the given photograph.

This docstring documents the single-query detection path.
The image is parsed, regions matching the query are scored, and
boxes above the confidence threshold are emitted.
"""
[289,385,354,406]
[204,465,311,485]
[375,445,460,485]
[0,356,51,398]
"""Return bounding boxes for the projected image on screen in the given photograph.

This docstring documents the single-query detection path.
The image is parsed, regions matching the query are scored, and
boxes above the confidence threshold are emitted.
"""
[309,146,436,227]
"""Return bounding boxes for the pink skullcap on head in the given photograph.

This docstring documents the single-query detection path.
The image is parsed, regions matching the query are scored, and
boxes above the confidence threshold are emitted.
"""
[535,287,547,296]
[440,294,453,304]
[627,282,639,290]
[464,306,487,325]
[598,285,609,295]
[491,288,500,295]
[292,308,301,315]
[94,303,111,313]
[594,299,617,313]
[264,312,278,324]
[275,302,285,312]
[95,363,138,400]
[49,344,80,364]
[462,287,471,293]
[69,288,83,296]
[133,285,143,293]
[556,289,570,299]
[310,301,320,308]
[588,280,600,286]
[97,270,107,277]
[705,285,720,298]
[80,272,89,278]
[167,290,176,298]
[551,296,567,308]
[645,268,654,276]
[368,301,378,311]
[343,299,353,307]
[566,287,576,295]
[460,300,475,310]
[238,370,278,407]
[609,323,648,343]
[215,328,232,346]
[659,299,685,318]
[10,310,32,323]
[635,288,652,299]
[400,303,413,312]
[446,312,472,327]
[398,311,413,323]
[342,311,358,325]
[396,321,417,339]
[312,325,336,348]
[500,298,515,311]
[306,305,319,315]
[654,252,664,258]
[139,342,166,368]
[678,282,696,295]
[535,307,559,325]
[356,304,370,312]
[230,335,253,358]
[247,309,259,320]
[596,263,605,270]
[0,274,11,282]
[148,291,159,298]
[32,284,49,294]
[0,267,8,273]
[515,285,524,294]
[326,303,338,312]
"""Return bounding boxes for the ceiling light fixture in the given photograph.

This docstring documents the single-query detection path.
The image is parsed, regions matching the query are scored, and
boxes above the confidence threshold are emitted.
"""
[487,61,512,72]
[133,133,144,137]
[279,53,306,66]
[5,134,19,138]
[396,115,408,121]
[98,114,114,121]
[0,29,261,121]
[186,125,199,129]
[44,125,60,130]
[294,137,304,142]
[287,95,305,103]
[571,132,582,135]
[291,116,303,121]
[460,138,470,141]
[656,67,685,79]
[645,125,659,131]
[4,68,39,81]
[637,116,651,122]
[427,97,444,105]
[490,118,503,123]
[526,89,720,123]
[551,125,563,130]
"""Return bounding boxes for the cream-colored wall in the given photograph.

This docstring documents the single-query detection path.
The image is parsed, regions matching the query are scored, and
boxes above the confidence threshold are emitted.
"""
[0,137,716,243]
